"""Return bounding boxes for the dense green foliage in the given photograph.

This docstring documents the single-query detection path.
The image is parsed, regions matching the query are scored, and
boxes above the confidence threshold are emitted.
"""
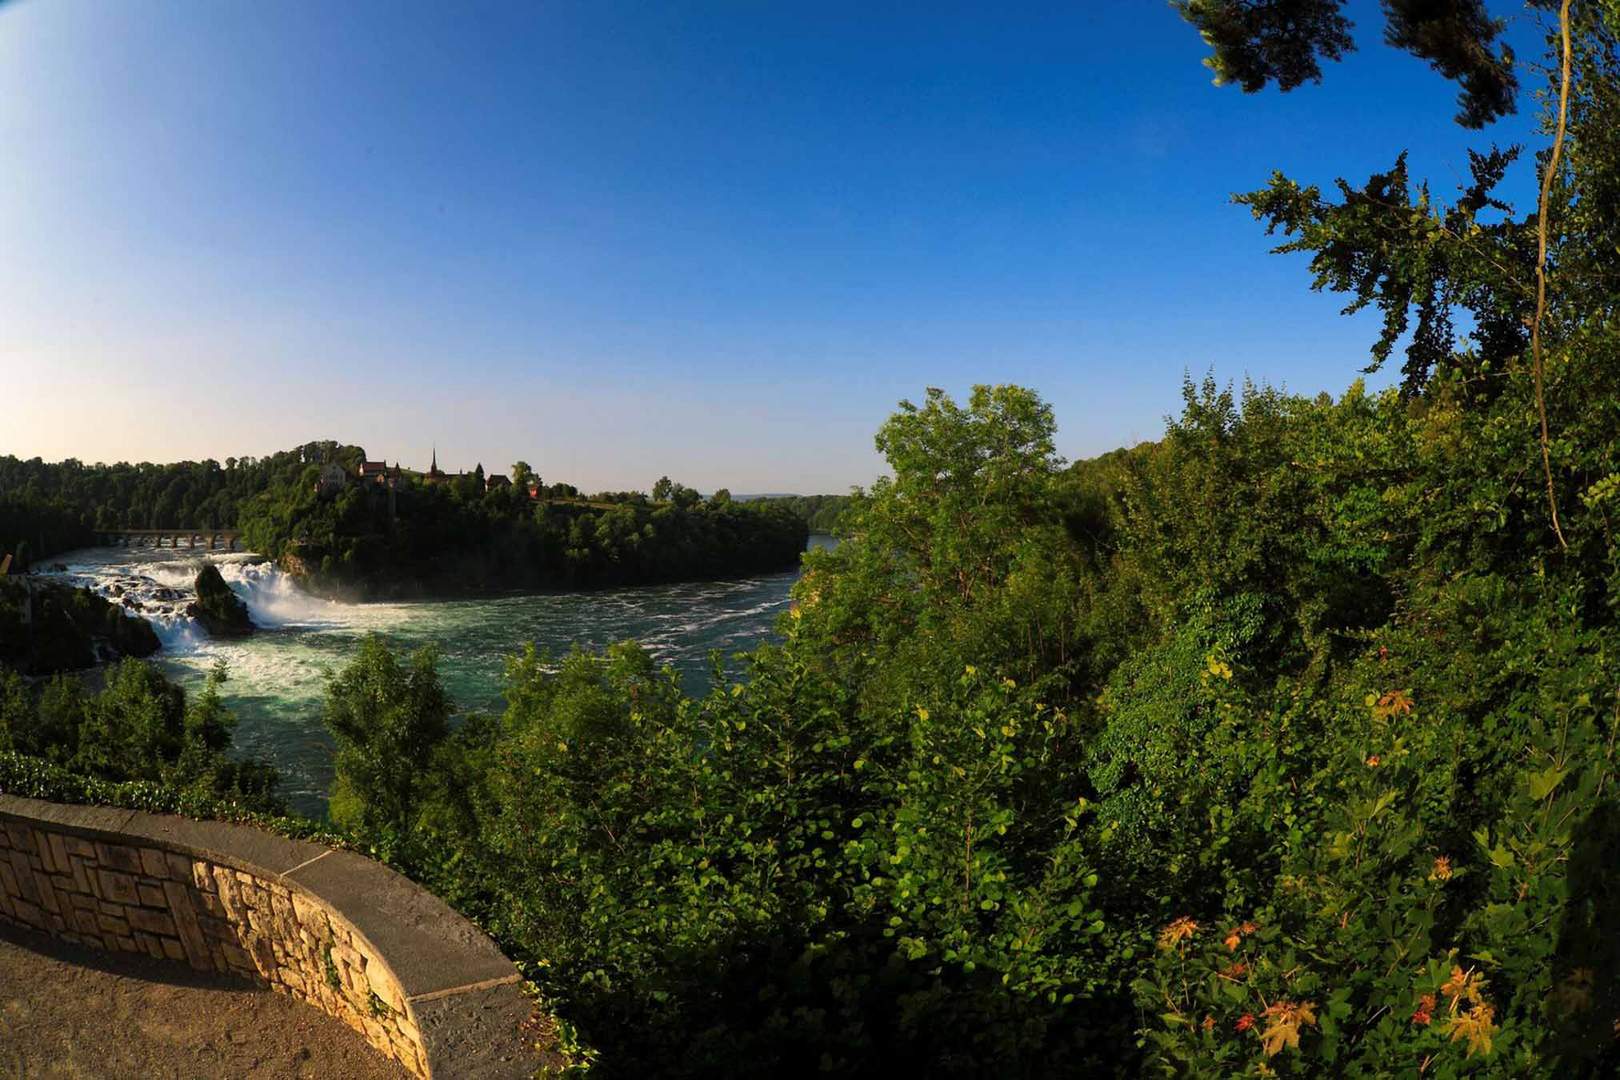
[323,637,451,840]
[300,8,1620,1073]
[0,444,808,594]
[0,748,335,841]
[237,468,808,598]
[0,442,345,538]
[0,660,278,811]
[0,497,94,570]
[0,578,159,675]
[326,355,1620,1076]
[748,493,853,534]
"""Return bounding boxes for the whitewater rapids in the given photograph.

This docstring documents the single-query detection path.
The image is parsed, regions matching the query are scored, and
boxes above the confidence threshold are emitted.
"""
[35,541,826,814]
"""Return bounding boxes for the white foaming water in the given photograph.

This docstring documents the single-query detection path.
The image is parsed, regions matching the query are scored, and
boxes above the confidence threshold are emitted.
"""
[45,548,406,650]
[37,539,828,815]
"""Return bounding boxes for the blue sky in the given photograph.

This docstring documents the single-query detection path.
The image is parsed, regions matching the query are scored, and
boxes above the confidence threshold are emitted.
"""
[0,0,1547,491]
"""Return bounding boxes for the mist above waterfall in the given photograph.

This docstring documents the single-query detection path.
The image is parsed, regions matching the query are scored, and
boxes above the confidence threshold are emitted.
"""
[42,548,383,650]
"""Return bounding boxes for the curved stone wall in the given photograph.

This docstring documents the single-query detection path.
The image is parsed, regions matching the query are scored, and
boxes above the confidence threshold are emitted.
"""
[0,795,545,1079]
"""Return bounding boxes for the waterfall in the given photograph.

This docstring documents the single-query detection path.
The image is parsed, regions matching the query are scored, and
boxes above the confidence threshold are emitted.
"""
[40,548,353,652]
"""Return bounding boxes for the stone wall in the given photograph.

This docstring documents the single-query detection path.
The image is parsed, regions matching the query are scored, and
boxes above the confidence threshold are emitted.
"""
[0,796,545,1079]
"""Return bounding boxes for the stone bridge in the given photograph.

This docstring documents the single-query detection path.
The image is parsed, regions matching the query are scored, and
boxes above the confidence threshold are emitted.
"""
[96,529,241,552]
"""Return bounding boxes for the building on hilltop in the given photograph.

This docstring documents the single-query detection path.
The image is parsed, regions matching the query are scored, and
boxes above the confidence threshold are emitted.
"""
[357,461,392,484]
[423,446,461,485]
[485,473,511,492]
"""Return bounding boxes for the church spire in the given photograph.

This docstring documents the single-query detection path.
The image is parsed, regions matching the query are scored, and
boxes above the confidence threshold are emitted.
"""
[431,445,438,474]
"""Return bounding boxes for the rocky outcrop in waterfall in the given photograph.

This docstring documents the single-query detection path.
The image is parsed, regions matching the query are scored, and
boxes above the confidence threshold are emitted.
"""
[187,564,255,638]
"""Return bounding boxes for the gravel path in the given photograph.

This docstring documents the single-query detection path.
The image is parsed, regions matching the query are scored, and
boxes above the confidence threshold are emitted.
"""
[0,922,406,1079]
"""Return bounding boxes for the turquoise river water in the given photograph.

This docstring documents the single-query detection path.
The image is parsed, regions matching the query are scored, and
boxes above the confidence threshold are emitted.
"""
[43,538,832,815]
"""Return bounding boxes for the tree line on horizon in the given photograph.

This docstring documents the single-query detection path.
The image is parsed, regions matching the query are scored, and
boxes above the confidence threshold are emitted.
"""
[0,444,845,588]
[233,455,810,597]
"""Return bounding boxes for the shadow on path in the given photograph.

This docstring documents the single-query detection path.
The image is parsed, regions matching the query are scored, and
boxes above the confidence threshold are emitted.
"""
[0,921,405,1079]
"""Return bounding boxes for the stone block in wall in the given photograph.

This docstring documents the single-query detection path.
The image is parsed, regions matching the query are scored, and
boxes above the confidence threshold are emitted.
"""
[98,869,140,905]
[32,873,62,917]
[11,898,41,928]
[46,834,69,875]
[161,879,212,970]
[95,842,144,875]
[33,831,57,874]
[136,932,164,960]
[212,866,240,916]
[6,852,39,905]
[68,855,93,895]
[71,907,100,937]
[126,906,175,937]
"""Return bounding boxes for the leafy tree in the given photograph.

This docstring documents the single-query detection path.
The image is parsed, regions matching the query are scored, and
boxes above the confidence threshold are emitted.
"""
[323,636,451,841]
[747,493,853,532]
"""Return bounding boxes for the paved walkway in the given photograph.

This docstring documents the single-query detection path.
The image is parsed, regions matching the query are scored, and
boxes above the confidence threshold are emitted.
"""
[0,922,405,1079]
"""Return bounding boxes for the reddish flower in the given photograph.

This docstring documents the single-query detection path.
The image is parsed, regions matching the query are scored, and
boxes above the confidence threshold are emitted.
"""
[1236,1013,1256,1032]
[1157,916,1199,949]
[1412,993,1437,1026]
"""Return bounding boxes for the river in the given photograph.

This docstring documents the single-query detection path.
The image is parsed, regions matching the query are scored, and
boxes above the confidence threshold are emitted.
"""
[41,538,832,814]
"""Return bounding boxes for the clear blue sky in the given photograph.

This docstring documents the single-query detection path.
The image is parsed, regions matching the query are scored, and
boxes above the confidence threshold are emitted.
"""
[0,0,1546,492]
